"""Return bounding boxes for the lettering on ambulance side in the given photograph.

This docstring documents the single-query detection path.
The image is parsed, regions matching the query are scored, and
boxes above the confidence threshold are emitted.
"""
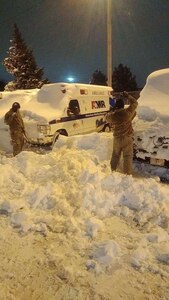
[91,100,106,109]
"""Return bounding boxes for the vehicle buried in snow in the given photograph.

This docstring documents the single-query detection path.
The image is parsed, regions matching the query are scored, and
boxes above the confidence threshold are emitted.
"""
[134,131,169,169]
[0,83,113,148]
[133,69,169,169]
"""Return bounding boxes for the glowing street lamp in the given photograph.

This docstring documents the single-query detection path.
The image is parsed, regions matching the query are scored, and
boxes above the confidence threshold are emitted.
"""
[67,76,75,82]
[107,0,112,87]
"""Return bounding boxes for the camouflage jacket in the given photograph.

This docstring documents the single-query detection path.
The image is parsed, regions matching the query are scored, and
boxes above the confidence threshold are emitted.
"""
[4,109,25,133]
[106,95,138,137]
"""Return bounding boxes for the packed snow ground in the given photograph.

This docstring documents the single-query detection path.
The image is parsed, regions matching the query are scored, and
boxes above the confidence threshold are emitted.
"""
[0,69,169,299]
[0,133,169,299]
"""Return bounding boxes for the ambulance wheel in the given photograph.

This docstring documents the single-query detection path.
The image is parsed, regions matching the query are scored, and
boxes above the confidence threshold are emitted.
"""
[54,129,68,143]
[58,129,68,136]
[103,124,111,132]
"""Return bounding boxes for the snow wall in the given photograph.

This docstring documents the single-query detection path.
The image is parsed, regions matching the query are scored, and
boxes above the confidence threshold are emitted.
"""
[138,68,169,121]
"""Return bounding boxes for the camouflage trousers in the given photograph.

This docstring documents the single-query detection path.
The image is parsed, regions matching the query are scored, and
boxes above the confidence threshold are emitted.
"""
[110,135,133,175]
[10,130,25,156]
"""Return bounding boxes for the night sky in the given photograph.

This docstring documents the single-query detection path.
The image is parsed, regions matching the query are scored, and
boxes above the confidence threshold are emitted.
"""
[1,0,169,87]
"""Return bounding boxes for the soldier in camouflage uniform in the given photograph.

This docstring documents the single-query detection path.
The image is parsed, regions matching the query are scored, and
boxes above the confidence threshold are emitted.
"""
[4,102,26,156]
[106,92,138,175]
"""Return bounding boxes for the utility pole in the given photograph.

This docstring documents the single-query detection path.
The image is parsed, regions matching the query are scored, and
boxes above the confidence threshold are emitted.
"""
[107,0,112,87]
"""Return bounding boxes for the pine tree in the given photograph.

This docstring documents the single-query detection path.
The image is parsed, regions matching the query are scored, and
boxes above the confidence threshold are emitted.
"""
[3,23,48,90]
[112,64,138,92]
[90,70,107,86]
[0,79,6,91]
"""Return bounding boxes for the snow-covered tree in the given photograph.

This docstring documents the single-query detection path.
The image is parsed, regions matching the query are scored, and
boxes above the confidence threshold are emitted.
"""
[0,79,6,91]
[112,64,138,92]
[3,24,48,90]
[90,70,107,86]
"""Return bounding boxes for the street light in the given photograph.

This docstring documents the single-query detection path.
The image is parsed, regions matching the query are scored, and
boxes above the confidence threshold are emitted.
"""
[67,76,75,82]
[107,0,112,87]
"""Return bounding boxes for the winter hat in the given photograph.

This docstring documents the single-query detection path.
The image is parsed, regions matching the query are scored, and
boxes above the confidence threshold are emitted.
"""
[12,102,20,111]
[115,98,124,109]
[12,102,21,110]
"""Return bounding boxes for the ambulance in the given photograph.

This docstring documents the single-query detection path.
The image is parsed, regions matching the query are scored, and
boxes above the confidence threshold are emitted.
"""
[25,83,113,145]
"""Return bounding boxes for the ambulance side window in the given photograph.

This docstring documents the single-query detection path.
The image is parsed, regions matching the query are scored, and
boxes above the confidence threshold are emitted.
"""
[67,99,80,116]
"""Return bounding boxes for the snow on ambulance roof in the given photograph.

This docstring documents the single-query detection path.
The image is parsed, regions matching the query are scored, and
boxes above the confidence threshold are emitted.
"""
[0,84,69,122]
[0,88,58,123]
[138,68,169,120]
[41,82,112,91]
[0,83,112,123]
[38,82,111,105]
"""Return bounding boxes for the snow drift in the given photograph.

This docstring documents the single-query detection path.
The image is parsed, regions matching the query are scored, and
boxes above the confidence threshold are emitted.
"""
[138,68,169,120]
[134,68,169,162]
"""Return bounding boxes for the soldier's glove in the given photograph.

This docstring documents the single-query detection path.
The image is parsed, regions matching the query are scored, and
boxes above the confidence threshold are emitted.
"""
[122,91,129,98]
[12,112,17,119]
[109,106,115,112]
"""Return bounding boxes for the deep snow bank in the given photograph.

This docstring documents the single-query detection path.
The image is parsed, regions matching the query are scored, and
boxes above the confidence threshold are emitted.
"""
[134,69,169,162]
[138,68,169,120]
[0,133,169,273]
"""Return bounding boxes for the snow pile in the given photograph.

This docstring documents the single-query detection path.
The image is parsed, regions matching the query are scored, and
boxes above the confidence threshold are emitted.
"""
[138,68,169,118]
[134,68,169,161]
[0,83,74,125]
[0,133,169,276]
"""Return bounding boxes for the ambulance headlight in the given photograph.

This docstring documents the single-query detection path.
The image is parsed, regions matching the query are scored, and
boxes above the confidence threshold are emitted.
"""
[37,124,51,135]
